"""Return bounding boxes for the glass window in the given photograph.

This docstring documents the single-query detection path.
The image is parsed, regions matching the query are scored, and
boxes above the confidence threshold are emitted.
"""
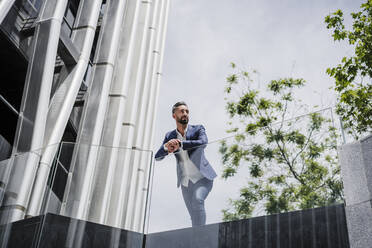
[27,0,43,11]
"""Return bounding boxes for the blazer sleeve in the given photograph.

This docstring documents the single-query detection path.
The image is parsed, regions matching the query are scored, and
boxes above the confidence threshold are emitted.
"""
[182,125,208,150]
[155,133,169,161]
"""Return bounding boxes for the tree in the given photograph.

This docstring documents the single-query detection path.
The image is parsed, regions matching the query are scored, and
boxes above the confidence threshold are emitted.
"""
[325,1,372,139]
[220,64,343,221]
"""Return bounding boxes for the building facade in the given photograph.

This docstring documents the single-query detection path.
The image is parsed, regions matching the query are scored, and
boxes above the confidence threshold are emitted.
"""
[0,0,169,233]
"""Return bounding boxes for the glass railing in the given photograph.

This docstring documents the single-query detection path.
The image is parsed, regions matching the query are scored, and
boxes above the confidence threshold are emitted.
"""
[0,106,348,246]
[0,144,60,217]
[0,143,60,247]
[0,142,153,246]
[146,107,344,233]
[41,142,153,233]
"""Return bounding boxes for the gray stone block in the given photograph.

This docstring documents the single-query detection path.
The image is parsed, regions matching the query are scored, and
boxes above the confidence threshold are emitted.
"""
[361,135,372,198]
[345,201,372,248]
[339,134,372,248]
[338,134,372,206]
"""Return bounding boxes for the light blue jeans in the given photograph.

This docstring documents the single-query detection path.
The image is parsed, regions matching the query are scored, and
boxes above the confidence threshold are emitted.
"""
[181,177,213,227]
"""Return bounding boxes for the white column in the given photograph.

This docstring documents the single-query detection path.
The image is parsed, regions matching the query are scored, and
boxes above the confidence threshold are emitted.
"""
[0,0,68,224]
[121,0,168,230]
[100,0,152,226]
[61,0,142,222]
[26,0,102,217]
[113,0,164,230]
[101,0,153,230]
[130,0,170,231]
[0,0,15,24]
[68,0,128,224]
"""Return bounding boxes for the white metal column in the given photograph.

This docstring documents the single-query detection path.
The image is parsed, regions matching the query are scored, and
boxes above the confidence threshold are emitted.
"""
[26,0,103,217]
[91,0,153,229]
[0,0,15,24]
[0,0,68,224]
[62,0,142,223]
[129,0,170,231]
[65,0,129,224]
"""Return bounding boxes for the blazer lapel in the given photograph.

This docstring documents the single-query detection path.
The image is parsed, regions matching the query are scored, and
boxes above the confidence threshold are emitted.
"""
[186,125,193,140]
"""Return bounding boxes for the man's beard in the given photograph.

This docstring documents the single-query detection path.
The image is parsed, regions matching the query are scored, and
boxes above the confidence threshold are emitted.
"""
[178,117,188,125]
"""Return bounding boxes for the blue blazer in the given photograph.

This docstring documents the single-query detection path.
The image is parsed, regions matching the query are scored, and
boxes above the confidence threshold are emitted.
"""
[155,125,217,187]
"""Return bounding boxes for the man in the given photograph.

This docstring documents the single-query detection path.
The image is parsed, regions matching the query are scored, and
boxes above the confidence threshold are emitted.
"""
[155,101,217,226]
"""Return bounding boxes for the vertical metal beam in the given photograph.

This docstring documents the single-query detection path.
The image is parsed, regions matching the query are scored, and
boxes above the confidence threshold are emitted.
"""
[72,0,143,229]
[89,0,152,228]
[61,0,129,224]
[101,0,153,230]
[26,0,103,217]
[130,0,170,231]
[123,0,166,230]
[0,0,170,232]
[0,0,15,24]
[61,0,143,222]
[0,0,68,224]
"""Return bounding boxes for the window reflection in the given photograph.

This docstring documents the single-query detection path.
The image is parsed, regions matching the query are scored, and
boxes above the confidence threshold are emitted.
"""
[27,0,43,11]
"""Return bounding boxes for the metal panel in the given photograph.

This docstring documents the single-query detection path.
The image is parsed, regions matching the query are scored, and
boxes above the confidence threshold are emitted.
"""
[0,0,170,233]
[0,0,68,224]
[130,0,171,231]
[92,0,142,229]
[62,0,129,222]
[0,0,15,24]
[26,0,102,217]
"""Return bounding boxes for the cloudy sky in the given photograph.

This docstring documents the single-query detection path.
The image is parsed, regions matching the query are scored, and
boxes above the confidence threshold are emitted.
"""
[148,0,363,233]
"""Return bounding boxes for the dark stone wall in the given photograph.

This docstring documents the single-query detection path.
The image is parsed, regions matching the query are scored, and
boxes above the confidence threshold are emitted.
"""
[0,204,349,248]
[0,215,42,248]
[146,204,349,248]
[0,214,144,248]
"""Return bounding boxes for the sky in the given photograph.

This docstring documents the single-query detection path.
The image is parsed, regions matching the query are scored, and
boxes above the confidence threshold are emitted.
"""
[147,0,363,233]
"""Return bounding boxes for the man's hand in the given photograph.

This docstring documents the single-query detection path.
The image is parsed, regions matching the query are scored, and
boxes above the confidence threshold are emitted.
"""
[165,139,181,153]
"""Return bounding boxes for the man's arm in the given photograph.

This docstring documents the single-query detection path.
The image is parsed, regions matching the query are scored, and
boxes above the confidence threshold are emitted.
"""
[155,134,169,161]
[154,134,181,161]
[181,125,208,150]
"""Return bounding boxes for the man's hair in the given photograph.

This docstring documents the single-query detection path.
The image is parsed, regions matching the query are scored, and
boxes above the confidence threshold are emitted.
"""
[172,101,188,113]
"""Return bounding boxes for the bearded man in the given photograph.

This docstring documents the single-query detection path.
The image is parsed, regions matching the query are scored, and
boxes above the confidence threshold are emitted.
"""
[155,101,217,226]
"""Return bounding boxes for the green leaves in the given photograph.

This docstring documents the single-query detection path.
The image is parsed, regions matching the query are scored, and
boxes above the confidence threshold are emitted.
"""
[222,183,261,220]
[268,78,305,95]
[250,163,263,177]
[220,64,343,221]
[309,112,325,130]
[268,175,286,185]
[325,9,347,41]
[245,123,258,135]
[325,0,372,139]
[226,74,238,84]
[286,130,306,146]
[258,98,273,110]
[222,167,237,178]
[251,144,265,161]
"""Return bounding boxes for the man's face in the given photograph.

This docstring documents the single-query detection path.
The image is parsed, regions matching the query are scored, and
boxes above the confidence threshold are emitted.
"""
[173,105,189,125]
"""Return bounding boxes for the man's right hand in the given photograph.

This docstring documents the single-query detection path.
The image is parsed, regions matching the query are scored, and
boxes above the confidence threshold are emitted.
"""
[165,139,181,153]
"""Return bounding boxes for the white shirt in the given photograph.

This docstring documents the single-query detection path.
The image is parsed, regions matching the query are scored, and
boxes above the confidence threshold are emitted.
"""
[176,126,204,187]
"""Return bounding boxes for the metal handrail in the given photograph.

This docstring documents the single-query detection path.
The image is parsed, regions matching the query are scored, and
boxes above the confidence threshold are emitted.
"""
[0,94,19,116]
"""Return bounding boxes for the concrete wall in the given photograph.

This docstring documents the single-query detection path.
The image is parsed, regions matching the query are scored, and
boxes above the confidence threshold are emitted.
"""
[339,134,372,248]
